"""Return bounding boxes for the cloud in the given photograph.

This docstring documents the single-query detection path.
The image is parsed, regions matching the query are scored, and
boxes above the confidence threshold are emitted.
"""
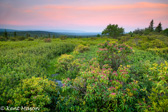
[0,2,167,31]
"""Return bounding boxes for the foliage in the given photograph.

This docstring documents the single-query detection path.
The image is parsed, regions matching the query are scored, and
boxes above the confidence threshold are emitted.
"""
[17,36,26,41]
[59,35,67,40]
[0,36,6,41]
[102,24,124,38]
[10,37,17,41]
[162,28,168,36]
[44,38,51,42]
[0,41,75,106]
[138,39,166,50]
[73,44,90,54]
[155,22,162,33]
[9,76,59,111]
[27,37,34,41]
[56,54,74,71]
[148,19,154,32]
[97,41,133,70]
[55,54,81,79]
[59,61,141,111]
[3,30,8,39]
[1,37,168,111]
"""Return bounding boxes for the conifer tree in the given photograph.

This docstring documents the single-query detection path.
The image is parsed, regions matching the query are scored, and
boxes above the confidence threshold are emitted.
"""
[155,22,162,33]
[149,19,154,32]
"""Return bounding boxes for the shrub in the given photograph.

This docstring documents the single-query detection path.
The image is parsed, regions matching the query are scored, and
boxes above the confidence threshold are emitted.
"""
[0,36,6,41]
[44,38,51,43]
[97,41,133,70]
[58,63,140,111]
[9,76,59,111]
[56,54,81,78]
[17,36,26,41]
[10,37,17,41]
[139,39,166,50]
[59,35,67,40]
[137,61,168,111]
[73,44,90,53]
[56,54,74,72]
[27,37,34,41]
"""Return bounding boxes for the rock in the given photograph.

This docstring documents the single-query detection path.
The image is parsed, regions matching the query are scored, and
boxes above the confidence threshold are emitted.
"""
[51,73,59,77]
[54,79,63,87]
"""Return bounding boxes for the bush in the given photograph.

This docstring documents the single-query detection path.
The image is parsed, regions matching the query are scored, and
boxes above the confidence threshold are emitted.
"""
[56,54,82,78]
[44,38,51,42]
[9,77,59,111]
[58,63,140,111]
[73,44,90,53]
[10,37,17,41]
[97,41,133,70]
[56,54,74,72]
[0,36,6,41]
[59,35,67,40]
[138,39,166,50]
[27,37,34,41]
[17,36,26,41]
[137,61,168,111]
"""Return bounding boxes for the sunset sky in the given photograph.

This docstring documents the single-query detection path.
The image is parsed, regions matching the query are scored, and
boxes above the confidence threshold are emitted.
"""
[0,0,168,32]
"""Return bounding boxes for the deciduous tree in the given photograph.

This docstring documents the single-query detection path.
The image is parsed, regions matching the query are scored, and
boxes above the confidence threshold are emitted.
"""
[102,24,124,38]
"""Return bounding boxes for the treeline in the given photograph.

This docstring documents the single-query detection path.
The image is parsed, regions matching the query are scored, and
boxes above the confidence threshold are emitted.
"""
[0,30,96,41]
[101,20,168,38]
[131,20,168,36]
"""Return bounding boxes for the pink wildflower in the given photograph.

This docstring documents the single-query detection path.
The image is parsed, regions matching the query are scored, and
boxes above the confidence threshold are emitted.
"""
[111,93,116,95]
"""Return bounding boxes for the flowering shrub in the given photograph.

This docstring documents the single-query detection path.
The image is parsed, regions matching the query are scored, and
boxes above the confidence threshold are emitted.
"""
[57,60,141,111]
[97,41,133,70]
[8,77,59,111]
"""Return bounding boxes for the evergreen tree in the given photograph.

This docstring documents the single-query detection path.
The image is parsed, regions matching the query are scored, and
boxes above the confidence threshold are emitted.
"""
[48,34,51,38]
[155,22,162,33]
[14,32,17,37]
[149,19,154,32]
[3,30,8,39]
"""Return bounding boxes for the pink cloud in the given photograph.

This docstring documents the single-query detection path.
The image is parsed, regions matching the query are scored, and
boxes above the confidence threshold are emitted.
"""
[0,2,167,31]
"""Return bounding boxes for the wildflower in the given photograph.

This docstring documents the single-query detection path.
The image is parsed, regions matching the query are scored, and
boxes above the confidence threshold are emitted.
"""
[111,93,116,95]
[126,88,130,92]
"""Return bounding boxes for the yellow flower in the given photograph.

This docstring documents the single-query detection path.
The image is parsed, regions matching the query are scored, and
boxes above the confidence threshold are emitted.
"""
[127,65,131,68]
[126,88,130,92]
[129,92,133,97]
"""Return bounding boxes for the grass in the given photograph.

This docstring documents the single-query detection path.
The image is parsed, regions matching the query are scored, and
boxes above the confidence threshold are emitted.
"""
[47,45,99,80]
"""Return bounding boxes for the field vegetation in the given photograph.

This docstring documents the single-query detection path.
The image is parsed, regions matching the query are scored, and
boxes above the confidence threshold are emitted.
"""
[0,20,168,111]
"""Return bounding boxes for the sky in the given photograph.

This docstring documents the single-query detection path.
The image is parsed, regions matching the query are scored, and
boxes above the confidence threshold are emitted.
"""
[0,0,168,32]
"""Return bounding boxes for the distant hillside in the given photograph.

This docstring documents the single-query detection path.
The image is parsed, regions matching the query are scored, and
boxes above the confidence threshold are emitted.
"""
[0,29,100,37]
